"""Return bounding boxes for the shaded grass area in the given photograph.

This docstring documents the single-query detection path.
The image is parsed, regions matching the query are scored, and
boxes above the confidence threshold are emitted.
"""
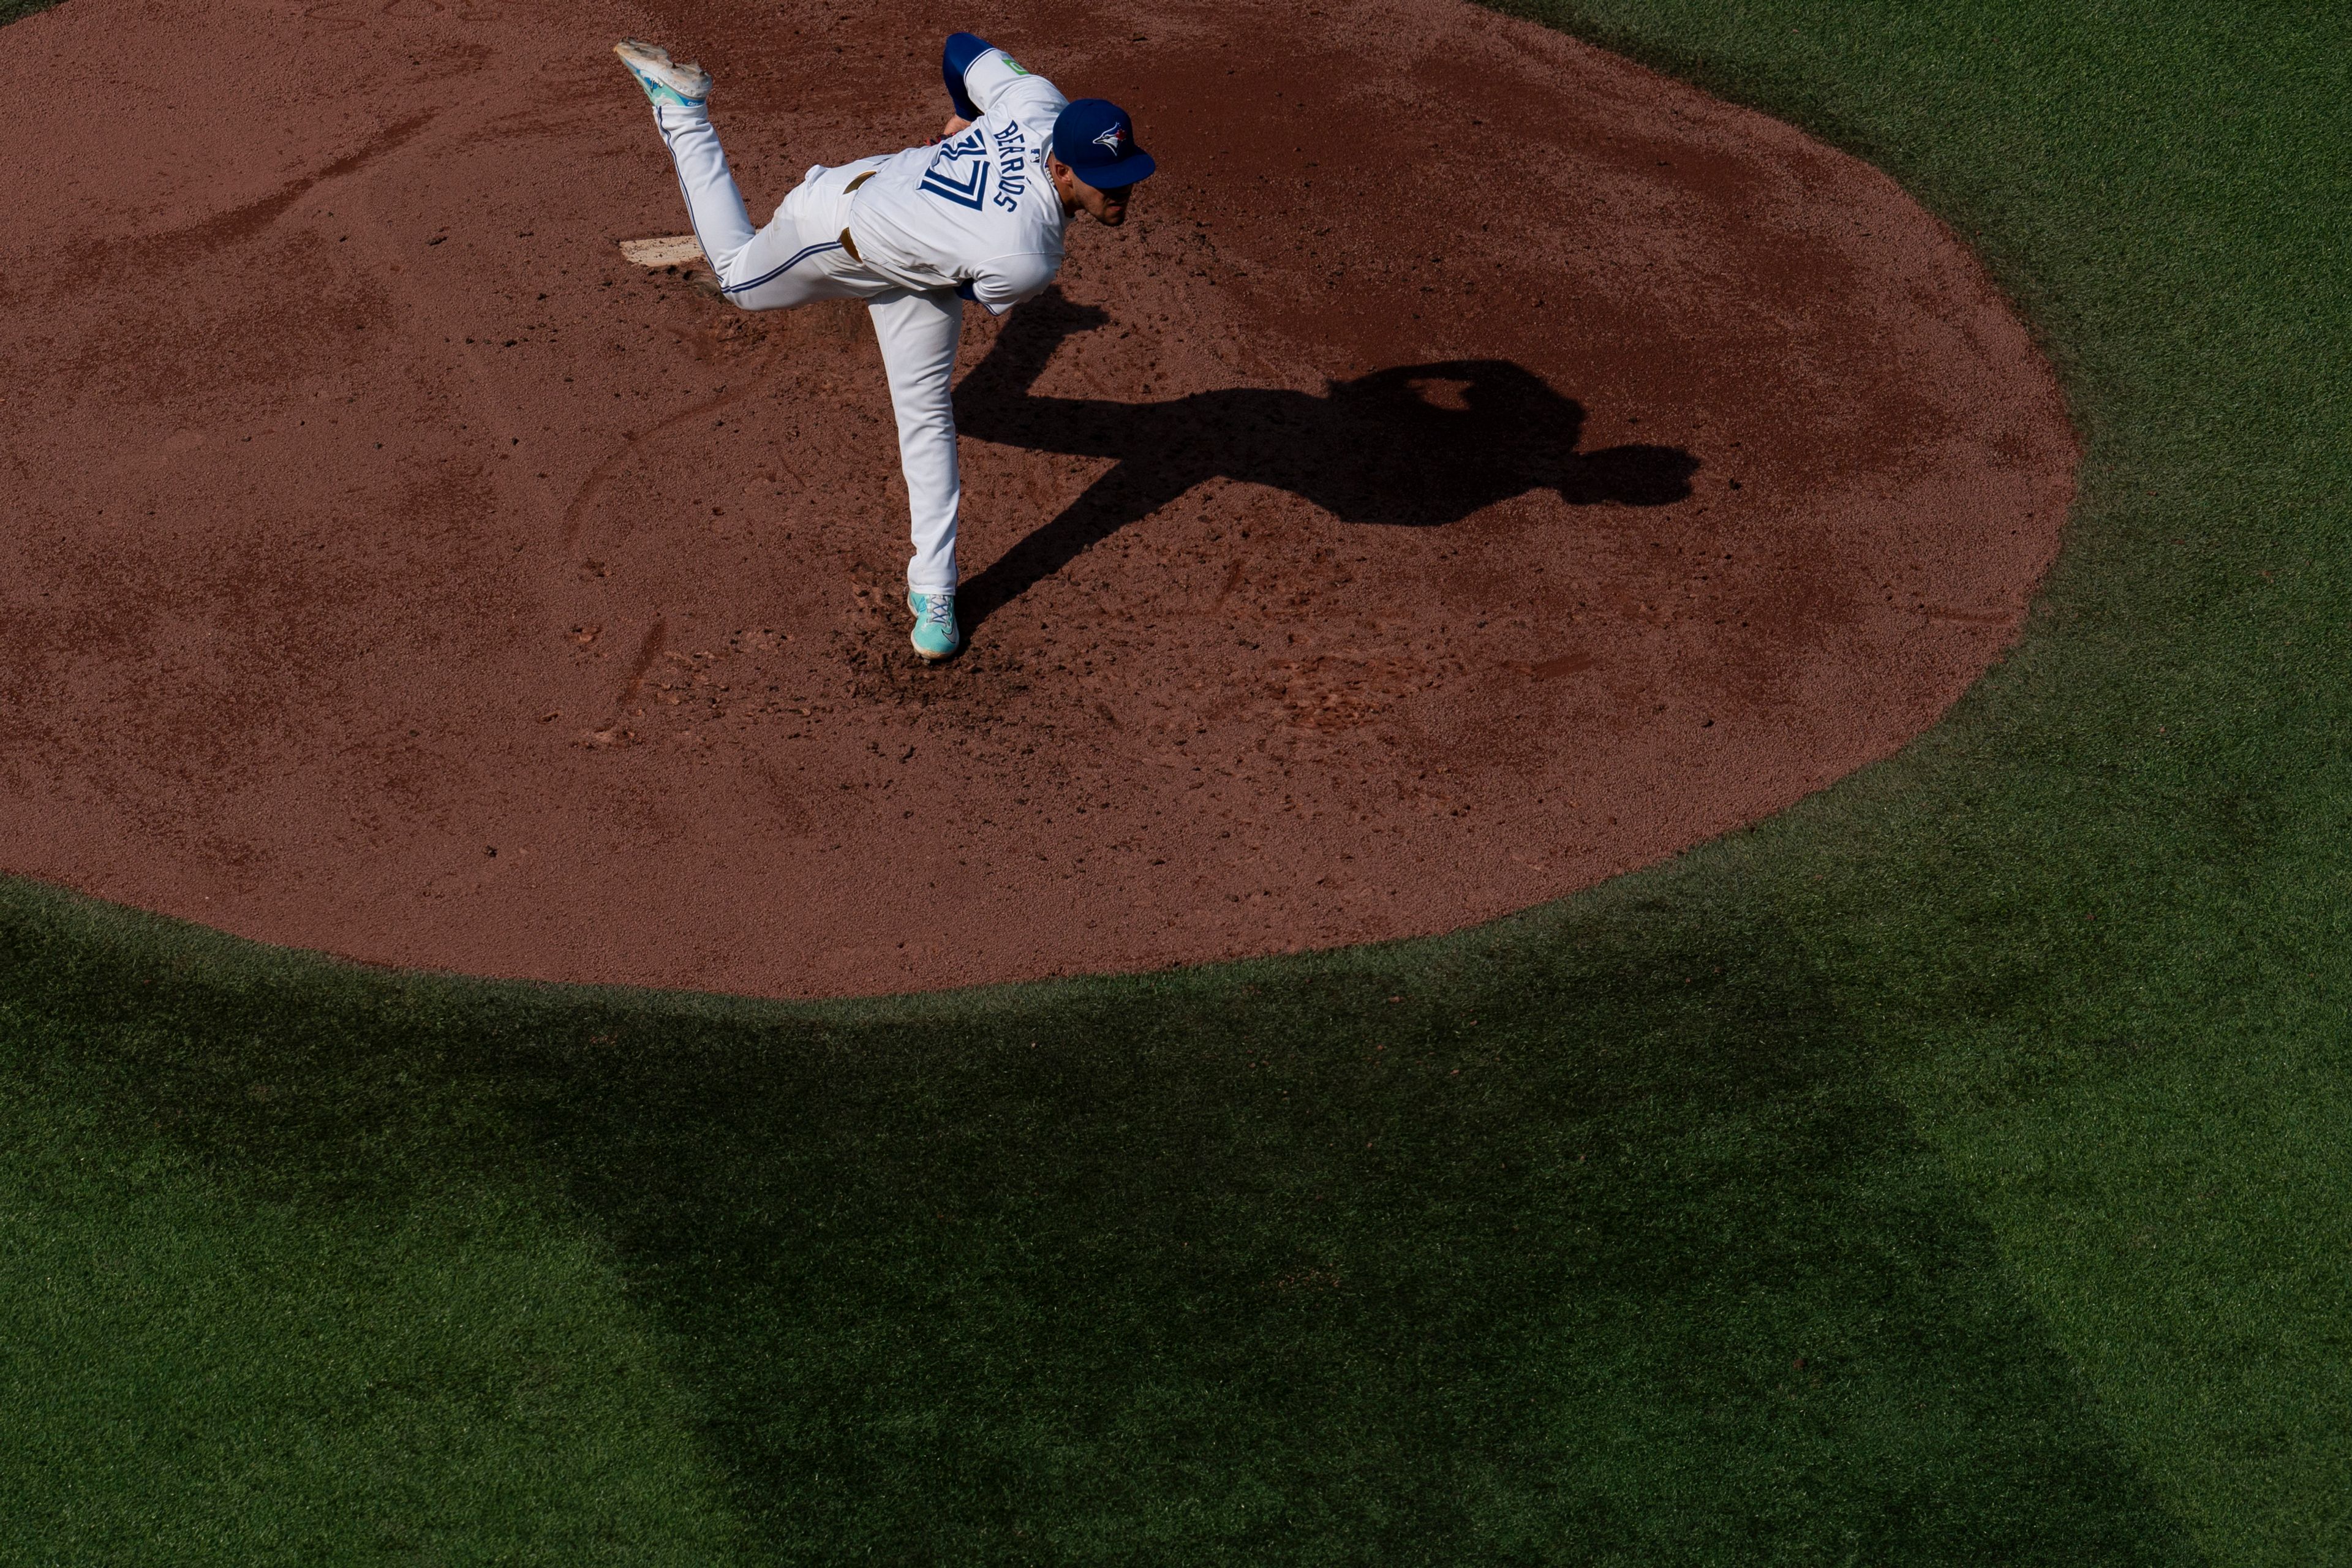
[4,0,2347,1562]
[1,884,2189,1562]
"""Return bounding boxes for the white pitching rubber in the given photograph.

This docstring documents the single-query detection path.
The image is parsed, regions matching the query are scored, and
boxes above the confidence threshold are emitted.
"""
[619,235,707,267]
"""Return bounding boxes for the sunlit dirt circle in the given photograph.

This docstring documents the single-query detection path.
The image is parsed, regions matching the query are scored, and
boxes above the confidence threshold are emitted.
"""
[0,0,2072,998]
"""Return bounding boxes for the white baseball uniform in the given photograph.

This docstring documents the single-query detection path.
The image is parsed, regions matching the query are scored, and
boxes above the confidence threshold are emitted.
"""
[649,45,1073,594]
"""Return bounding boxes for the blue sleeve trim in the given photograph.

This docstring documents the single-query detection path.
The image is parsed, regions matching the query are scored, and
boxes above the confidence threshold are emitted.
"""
[953,279,979,301]
[941,32,989,120]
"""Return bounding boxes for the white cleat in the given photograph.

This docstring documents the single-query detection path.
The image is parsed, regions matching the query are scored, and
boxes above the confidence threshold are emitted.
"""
[613,39,712,109]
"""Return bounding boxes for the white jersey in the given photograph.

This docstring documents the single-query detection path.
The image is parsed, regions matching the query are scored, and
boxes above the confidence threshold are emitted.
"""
[845,48,1072,315]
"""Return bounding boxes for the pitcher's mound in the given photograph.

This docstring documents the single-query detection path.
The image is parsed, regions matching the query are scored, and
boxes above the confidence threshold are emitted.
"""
[0,0,2071,998]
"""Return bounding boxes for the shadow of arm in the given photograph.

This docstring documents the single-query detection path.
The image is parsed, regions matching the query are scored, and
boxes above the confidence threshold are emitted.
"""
[1561,445,1700,506]
[955,287,1108,401]
[952,288,1135,454]
[957,458,1199,627]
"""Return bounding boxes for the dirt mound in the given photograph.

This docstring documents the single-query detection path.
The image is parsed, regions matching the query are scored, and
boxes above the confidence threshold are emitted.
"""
[0,0,2071,998]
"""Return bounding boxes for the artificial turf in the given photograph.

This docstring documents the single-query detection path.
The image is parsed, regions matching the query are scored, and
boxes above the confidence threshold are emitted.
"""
[2,0,2345,1561]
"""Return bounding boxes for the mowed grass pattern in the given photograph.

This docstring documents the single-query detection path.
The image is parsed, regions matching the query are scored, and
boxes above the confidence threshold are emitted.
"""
[2,891,2192,1562]
[2,0,2346,1562]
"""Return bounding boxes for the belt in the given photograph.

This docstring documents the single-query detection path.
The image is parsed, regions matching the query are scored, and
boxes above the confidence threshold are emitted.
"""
[839,170,875,261]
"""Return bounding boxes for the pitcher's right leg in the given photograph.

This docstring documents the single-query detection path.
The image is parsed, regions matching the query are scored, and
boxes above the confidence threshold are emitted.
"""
[705,157,897,311]
[617,40,862,310]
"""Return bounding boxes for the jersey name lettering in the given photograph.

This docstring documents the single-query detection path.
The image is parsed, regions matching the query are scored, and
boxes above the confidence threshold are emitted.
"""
[989,119,1029,211]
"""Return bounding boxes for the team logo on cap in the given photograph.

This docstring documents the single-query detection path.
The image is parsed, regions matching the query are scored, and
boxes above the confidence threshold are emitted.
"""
[1091,123,1128,154]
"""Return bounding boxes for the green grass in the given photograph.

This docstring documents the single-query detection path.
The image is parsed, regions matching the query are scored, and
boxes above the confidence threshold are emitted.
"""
[3,0,2346,1561]
[2,888,2198,1563]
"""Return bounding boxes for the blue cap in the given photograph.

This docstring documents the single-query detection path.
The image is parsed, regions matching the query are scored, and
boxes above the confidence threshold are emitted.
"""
[1050,99,1157,189]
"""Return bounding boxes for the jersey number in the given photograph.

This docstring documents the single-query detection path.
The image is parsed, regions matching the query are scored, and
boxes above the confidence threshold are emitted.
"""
[919,130,991,210]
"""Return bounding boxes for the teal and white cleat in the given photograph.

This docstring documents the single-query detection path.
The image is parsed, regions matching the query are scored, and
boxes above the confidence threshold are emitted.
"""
[908,589,960,662]
[612,39,711,110]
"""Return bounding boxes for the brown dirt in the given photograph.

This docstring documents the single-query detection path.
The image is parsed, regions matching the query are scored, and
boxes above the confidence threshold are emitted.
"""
[0,0,2073,1000]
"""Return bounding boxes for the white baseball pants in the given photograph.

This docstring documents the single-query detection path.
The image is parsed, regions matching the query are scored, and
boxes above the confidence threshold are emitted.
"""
[653,106,965,594]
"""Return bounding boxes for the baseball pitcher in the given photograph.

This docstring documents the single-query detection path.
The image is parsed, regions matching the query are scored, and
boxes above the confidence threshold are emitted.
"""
[614,33,1158,659]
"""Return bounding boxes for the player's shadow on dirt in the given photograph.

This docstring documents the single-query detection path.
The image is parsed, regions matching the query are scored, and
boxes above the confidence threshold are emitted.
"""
[951,288,1698,628]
